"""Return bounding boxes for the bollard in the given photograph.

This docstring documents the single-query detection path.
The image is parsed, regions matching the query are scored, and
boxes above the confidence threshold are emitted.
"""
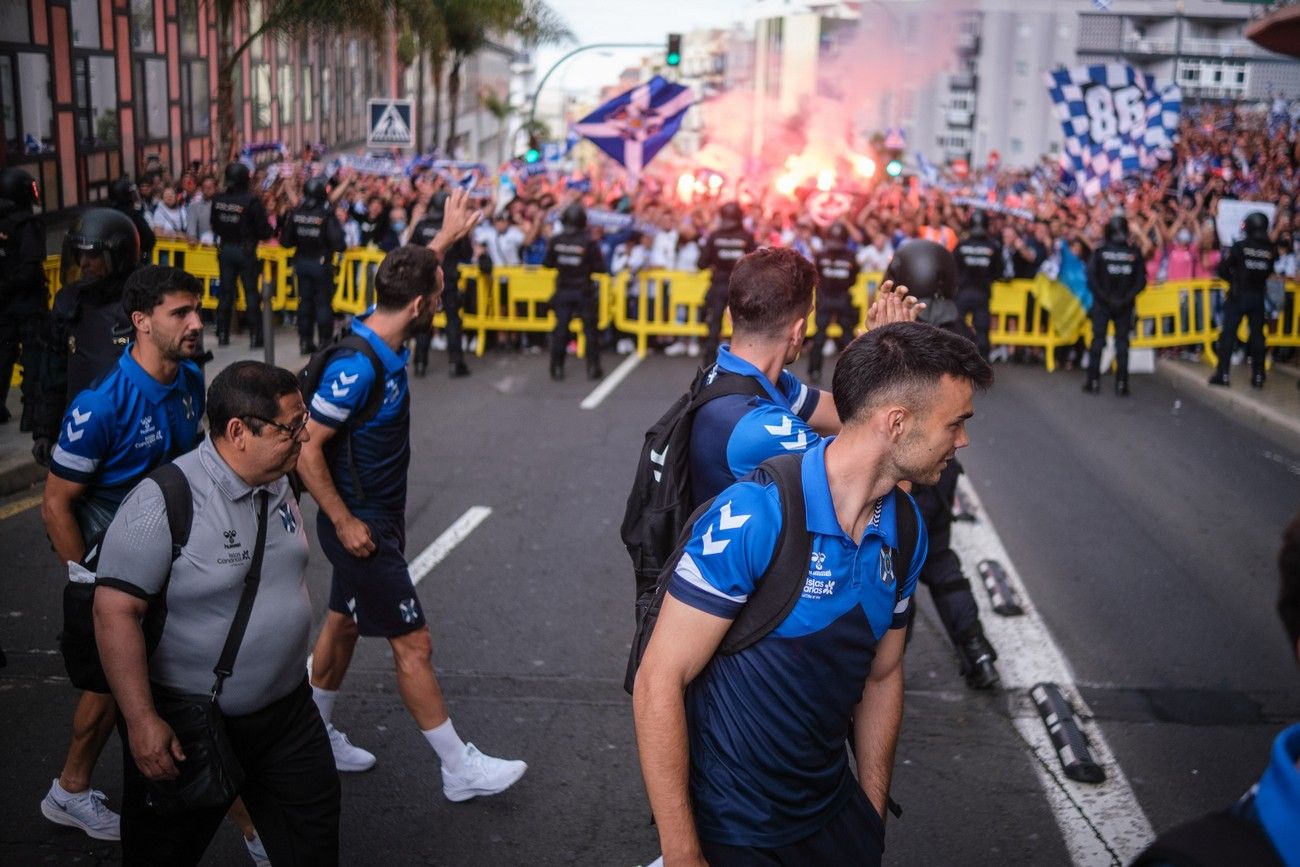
[952,488,978,522]
[1030,682,1106,784]
[978,559,1024,616]
[262,275,276,367]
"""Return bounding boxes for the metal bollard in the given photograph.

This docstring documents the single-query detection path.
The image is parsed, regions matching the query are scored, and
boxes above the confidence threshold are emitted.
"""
[1031,682,1105,784]
[978,559,1024,616]
[952,488,978,522]
[262,275,275,367]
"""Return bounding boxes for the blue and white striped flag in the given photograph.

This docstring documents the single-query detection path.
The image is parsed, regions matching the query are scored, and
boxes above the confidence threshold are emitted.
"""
[573,75,694,180]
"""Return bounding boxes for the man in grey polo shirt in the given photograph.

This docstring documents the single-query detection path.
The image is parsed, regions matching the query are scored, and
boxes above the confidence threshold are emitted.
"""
[94,361,339,866]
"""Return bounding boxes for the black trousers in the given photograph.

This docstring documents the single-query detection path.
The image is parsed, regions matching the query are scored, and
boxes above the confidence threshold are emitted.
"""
[955,288,992,360]
[120,678,340,867]
[551,290,600,370]
[292,257,334,346]
[703,285,728,367]
[443,283,465,366]
[217,245,262,341]
[809,295,858,374]
[0,291,46,411]
[1214,291,1267,377]
[909,462,980,647]
[1086,299,1134,378]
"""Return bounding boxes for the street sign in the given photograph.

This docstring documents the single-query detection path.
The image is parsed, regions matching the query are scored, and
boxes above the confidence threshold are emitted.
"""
[367,99,414,148]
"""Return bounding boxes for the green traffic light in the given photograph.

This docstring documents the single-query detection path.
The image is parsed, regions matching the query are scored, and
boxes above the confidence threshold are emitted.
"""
[886,159,903,177]
[525,149,540,164]
[667,52,680,66]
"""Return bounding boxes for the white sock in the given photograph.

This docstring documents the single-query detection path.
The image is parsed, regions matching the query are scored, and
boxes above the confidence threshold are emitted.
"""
[422,719,467,773]
[51,779,83,801]
[312,686,338,727]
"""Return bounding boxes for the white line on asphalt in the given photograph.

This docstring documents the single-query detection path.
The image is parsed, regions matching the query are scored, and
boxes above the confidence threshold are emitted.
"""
[407,506,493,586]
[580,353,643,410]
[0,493,42,522]
[949,476,1154,866]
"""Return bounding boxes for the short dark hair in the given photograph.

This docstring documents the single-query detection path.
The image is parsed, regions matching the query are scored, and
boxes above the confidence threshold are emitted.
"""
[122,265,202,324]
[1279,512,1300,654]
[207,361,301,439]
[727,247,817,338]
[832,321,994,424]
[374,245,441,311]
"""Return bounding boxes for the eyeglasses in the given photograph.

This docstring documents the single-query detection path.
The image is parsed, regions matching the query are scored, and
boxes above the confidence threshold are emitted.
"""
[243,412,309,439]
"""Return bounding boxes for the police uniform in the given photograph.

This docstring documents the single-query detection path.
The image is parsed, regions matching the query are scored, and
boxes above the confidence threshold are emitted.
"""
[668,439,925,860]
[1084,238,1146,392]
[281,197,345,353]
[112,202,154,265]
[0,204,48,428]
[543,225,607,379]
[1212,235,1277,387]
[953,232,1001,360]
[408,215,474,376]
[809,243,860,379]
[212,187,273,346]
[699,225,757,365]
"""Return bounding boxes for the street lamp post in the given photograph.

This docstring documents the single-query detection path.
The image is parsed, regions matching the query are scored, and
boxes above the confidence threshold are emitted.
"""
[527,42,661,132]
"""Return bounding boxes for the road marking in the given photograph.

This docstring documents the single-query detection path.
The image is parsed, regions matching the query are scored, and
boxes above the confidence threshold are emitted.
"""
[949,476,1154,866]
[580,353,642,410]
[0,494,42,522]
[407,506,492,585]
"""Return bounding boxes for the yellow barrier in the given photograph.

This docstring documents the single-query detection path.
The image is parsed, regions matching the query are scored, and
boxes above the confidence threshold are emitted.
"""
[459,265,612,358]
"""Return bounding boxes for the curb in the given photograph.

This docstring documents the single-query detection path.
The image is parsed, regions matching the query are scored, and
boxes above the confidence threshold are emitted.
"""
[1157,359,1300,447]
[0,451,44,498]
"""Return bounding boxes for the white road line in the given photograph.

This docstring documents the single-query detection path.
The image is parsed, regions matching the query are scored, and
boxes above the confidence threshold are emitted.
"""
[408,506,493,585]
[949,476,1154,866]
[580,353,643,410]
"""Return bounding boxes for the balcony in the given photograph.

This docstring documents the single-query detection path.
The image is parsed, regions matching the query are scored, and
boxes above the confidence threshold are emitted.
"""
[946,108,973,129]
[1113,33,1268,59]
[950,72,977,91]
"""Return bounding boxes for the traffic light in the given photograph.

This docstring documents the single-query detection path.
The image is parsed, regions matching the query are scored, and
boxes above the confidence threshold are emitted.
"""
[885,159,903,178]
[666,34,682,67]
[524,135,541,164]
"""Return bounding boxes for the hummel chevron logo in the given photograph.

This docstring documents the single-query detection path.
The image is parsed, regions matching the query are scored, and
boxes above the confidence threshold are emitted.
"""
[71,407,92,425]
[650,446,667,482]
[702,524,729,555]
[764,416,793,437]
[764,415,808,451]
[338,372,359,385]
[718,501,750,530]
[780,431,809,451]
[65,423,84,442]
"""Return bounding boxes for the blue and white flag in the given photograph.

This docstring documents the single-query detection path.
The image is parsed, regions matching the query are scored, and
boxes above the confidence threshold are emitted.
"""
[1043,64,1181,199]
[573,75,694,180]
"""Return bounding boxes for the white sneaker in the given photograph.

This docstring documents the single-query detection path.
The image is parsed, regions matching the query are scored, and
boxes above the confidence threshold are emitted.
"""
[40,780,120,841]
[618,338,636,355]
[327,723,376,772]
[432,334,448,351]
[662,340,686,357]
[822,340,836,357]
[441,743,527,802]
[686,339,700,358]
[245,833,272,866]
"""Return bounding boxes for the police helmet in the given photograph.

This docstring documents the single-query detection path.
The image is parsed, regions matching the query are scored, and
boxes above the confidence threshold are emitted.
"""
[0,167,39,210]
[224,161,251,193]
[302,177,328,206]
[882,239,957,301]
[969,209,988,235]
[1106,214,1129,245]
[827,222,849,245]
[107,176,140,209]
[60,208,141,287]
[1243,211,1270,240]
[719,201,743,228]
[561,202,587,231]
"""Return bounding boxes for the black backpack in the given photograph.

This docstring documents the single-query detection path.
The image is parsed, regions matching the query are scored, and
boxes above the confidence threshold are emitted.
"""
[60,462,193,694]
[296,331,386,502]
[619,365,768,609]
[1131,809,1283,867]
[622,453,919,694]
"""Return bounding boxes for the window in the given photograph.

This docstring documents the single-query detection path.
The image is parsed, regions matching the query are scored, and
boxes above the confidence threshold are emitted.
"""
[130,0,155,52]
[249,0,264,60]
[2,53,53,152]
[70,0,100,48]
[181,60,209,134]
[0,2,30,41]
[320,67,331,128]
[278,64,295,125]
[134,57,167,140]
[74,56,118,146]
[179,0,199,55]
[252,62,271,129]
[301,65,313,123]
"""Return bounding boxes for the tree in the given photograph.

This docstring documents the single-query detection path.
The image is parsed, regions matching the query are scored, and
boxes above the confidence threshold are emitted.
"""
[479,87,514,166]
[212,0,392,164]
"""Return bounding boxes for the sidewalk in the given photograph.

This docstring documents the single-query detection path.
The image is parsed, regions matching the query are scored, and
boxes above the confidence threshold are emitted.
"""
[0,324,307,497]
[1157,356,1300,447]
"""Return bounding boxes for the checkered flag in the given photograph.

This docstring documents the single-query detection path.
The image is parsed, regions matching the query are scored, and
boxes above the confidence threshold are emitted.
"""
[1044,64,1181,199]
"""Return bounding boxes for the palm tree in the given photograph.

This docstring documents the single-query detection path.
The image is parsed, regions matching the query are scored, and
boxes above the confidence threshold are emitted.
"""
[479,87,514,166]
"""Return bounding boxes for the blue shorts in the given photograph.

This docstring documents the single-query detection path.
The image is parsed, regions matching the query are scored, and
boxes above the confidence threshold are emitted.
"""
[317,512,426,637]
[699,787,885,866]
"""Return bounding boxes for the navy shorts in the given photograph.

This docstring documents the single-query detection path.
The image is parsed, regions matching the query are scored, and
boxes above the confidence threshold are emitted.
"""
[317,512,426,637]
[699,787,885,867]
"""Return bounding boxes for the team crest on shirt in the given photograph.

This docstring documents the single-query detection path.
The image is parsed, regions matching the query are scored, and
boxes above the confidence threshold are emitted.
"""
[384,378,400,405]
[278,503,297,534]
[879,547,896,586]
[398,598,420,623]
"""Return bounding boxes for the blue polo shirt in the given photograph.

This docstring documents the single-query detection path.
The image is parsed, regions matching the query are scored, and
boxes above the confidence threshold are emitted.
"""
[307,314,410,517]
[688,345,822,507]
[668,438,926,848]
[1236,722,1300,866]
[50,347,204,507]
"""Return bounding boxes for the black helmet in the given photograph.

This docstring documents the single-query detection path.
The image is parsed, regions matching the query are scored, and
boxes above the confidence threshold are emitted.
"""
[719,201,743,227]
[0,167,38,210]
[1243,211,1270,240]
[882,239,957,301]
[1106,214,1129,245]
[60,208,141,286]
[302,177,328,206]
[561,202,587,231]
[108,176,140,209]
[427,190,449,225]
[969,210,988,235]
[224,161,251,192]
[827,222,849,245]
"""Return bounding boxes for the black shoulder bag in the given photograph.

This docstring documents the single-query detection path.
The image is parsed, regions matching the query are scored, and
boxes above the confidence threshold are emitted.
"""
[144,490,269,816]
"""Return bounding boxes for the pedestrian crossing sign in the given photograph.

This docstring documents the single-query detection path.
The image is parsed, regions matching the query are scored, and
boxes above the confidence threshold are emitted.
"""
[368,99,414,148]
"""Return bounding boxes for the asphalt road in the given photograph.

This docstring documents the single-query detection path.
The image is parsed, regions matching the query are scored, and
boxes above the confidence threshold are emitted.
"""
[0,351,1295,866]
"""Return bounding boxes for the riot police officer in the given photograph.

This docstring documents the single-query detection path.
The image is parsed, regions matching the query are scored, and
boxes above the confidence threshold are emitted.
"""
[30,209,139,465]
[699,202,756,366]
[281,177,345,354]
[543,202,606,381]
[1209,212,1277,389]
[0,167,48,429]
[953,210,1002,361]
[211,162,272,347]
[106,177,155,264]
[408,190,474,377]
[882,239,1000,689]
[1083,214,1146,397]
[807,221,859,381]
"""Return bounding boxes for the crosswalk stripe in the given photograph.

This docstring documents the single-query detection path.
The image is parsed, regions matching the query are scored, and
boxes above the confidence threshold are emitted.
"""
[0,494,42,522]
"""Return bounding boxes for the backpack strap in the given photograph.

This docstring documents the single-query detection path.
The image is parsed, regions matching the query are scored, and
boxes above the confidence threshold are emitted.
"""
[139,462,193,658]
[324,333,386,503]
[1132,809,1283,867]
[718,453,811,656]
[689,367,769,412]
[890,486,919,609]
